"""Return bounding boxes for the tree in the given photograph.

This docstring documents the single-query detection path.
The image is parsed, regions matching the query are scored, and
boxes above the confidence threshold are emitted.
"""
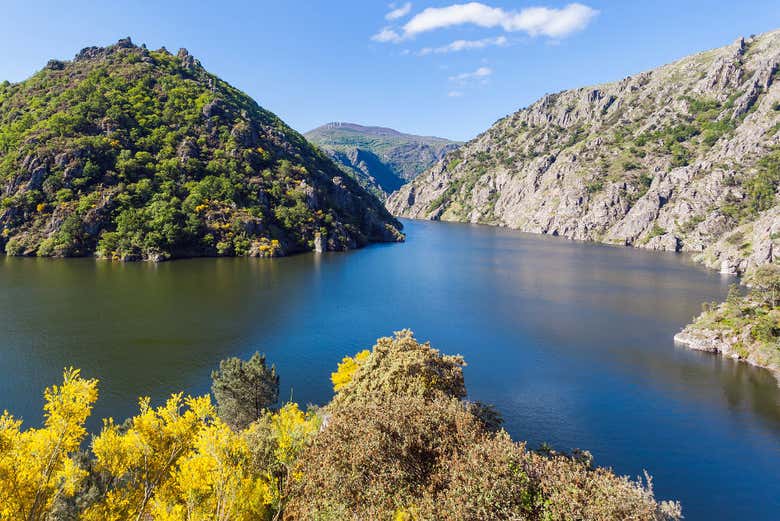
[750,264,780,307]
[211,352,280,430]
[0,368,98,521]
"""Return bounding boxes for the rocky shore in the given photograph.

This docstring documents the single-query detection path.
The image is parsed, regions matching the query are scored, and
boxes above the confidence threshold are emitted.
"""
[674,326,780,382]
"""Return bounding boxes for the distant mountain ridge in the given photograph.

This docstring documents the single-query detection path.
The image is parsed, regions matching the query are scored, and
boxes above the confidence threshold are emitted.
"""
[305,122,460,198]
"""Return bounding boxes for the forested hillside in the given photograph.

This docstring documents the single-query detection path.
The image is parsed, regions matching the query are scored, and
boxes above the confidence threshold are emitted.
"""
[0,39,403,261]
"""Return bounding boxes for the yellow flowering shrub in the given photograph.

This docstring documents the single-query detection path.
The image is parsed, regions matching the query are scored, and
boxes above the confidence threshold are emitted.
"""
[242,403,320,518]
[152,420,273,521]
[83,393,215,520]
[0,368,98,521]
[330,349,370,391]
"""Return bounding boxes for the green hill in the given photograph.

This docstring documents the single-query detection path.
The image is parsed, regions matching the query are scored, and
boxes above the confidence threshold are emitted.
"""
[0,38,402,261]
[305,122,460,198]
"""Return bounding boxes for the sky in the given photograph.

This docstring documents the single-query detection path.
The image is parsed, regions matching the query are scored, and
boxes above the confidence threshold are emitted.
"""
[2,1,779,141]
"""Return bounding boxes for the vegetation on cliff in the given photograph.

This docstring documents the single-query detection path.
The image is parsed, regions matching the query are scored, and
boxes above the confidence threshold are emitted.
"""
[387,29,780,375]
[387,30,780,269]
[0,331,681,520]
[305,123,459,199]
[0,39,402,261]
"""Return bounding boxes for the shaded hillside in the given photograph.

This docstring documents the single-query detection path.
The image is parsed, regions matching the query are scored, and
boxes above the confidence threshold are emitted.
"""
[0,39,403,261]
[305,122,460,198]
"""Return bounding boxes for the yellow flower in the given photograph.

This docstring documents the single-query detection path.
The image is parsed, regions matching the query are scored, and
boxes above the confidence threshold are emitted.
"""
[330,349,370,392]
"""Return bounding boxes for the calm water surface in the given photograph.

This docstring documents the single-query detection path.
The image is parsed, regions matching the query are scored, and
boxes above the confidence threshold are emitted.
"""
[1,219,778,520]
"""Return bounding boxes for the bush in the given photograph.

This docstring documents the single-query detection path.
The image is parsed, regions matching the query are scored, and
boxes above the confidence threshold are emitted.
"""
[328,330,466,408]
[0,332,681,521]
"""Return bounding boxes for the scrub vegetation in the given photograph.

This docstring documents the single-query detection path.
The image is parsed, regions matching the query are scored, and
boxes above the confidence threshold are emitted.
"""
[0,331,681,521]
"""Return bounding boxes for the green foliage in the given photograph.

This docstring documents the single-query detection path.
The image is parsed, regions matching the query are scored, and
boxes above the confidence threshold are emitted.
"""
[446,158,462,171]
[691,267,780,372]
[648,223,666,239]
[0,40,400,261]
[751,312,780,343]
[749,264,780,307]
[426,180,461,214]
[564,125,588,148]
[211,352,280,431]
[744,149,780,216]
[586,180,604,194]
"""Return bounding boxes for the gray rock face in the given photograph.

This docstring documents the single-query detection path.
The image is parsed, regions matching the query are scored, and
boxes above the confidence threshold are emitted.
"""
[387,30,780,278]
[696,206,780,275]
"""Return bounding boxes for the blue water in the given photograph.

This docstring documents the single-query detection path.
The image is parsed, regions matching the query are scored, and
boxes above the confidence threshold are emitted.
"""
[0,219,778,519]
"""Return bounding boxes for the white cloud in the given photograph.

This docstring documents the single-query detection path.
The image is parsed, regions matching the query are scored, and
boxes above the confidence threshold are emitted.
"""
[448,90,464,97]
[371,27,403,43]
[418,35,507,55]
[402,2,597,40]
[449,66,493,84]
[386,2,413,21]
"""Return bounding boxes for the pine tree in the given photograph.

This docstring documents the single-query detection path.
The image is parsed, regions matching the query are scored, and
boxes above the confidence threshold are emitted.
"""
[211,352,279,430]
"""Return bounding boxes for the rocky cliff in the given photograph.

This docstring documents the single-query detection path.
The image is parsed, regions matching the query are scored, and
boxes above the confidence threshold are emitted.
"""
[305,122,460,199]
[387,31,780,278]
[0,39,403,261]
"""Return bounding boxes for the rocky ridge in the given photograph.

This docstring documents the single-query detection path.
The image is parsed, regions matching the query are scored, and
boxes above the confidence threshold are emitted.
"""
[387,31,780,277]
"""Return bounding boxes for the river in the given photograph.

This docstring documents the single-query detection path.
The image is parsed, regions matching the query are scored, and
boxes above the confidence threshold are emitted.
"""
[0,219,778,519]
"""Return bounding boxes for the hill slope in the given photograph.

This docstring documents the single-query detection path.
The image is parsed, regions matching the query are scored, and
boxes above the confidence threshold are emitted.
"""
[387,31,780,276]
[0,38,402,261]
[305,122,460,198]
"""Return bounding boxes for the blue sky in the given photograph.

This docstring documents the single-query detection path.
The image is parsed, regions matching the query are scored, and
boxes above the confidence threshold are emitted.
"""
[2,1,779,141]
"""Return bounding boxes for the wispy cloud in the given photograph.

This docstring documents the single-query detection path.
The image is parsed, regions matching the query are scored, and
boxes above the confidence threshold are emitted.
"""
[375,2,597,43]
[386,2,413,21]
[418,35,507,55]
[448,90,464,97]
[449,66,493,86]
[371,27,403,43]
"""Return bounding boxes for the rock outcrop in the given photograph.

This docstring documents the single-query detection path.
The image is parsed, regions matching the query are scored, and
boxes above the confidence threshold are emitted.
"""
[387,31,780,278]
[674,327,779,380]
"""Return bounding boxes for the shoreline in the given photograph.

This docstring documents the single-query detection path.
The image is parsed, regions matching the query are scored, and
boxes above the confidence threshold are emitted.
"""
[674,325,780,385]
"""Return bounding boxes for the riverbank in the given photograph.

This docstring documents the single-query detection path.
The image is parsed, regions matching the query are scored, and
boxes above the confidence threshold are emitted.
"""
[674,269,780,384]
[675,323,780,384]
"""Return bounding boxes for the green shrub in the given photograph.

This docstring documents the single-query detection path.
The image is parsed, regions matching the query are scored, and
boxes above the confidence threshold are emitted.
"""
[586,180,604,194]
